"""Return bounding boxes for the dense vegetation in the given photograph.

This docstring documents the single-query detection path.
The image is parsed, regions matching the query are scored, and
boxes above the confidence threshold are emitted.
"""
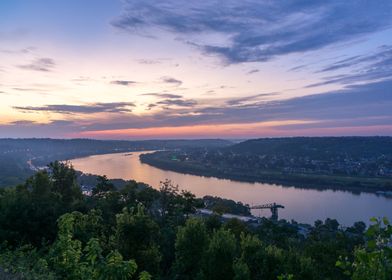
[0,139,231,187]
[0,163,391,279]
[141,137,392,193]
[202,195,251,216]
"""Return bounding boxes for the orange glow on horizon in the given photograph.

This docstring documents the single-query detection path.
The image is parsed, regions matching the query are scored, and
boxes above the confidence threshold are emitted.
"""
[70,121,392,139]
[72,120,315,139]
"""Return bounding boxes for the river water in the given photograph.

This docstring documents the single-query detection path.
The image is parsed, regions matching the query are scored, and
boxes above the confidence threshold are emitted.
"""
[70,151,392,225]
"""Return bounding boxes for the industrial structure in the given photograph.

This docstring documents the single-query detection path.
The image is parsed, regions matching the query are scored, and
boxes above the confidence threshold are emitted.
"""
[250,203,285,221]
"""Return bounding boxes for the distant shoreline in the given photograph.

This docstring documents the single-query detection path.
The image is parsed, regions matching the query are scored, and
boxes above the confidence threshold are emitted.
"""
[140,152,392,196]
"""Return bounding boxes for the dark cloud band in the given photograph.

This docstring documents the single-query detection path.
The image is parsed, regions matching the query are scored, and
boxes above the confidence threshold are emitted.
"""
[14,102,135,114]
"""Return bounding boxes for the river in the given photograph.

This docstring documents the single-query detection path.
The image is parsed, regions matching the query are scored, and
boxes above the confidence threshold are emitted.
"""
[70,151,392,225]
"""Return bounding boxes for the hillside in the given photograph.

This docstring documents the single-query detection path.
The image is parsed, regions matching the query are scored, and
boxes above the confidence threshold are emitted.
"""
[228,137,392,158]
[140,137,392,192]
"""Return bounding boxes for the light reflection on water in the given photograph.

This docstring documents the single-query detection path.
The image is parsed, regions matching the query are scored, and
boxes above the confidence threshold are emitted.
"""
[70,151,392,225]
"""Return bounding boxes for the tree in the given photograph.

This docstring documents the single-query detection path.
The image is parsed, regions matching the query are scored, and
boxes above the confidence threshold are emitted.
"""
[48,161,82,207]
[224,218,249,239]
[159,180,181,223]
[238,233,264,279]
[180,190,197,217]
[174,218,209,279]
[0,171,63,245]
[72,210,105,246]
[233,259,250,280]
[135,186,159,210]
[49,212,142,280]
[92,175,115,196]
[158,180,200,225]
[49,213,84,279]
[204,214,222,233]
[120,181,138,206]
[201,228,237,280]
[114,206,161,276]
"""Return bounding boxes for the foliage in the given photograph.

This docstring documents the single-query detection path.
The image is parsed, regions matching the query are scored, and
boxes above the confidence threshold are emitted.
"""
[0,244,56,280]
[92,175,115,197]
[336,217,392,280]
[233,259,251,280]
[114,205,161,276]
[201,228,237,280]
[174,218,209,279]
[277,274,293,280]
[0,165,391,279]
[0,162,82,246]
[203,195,250,216]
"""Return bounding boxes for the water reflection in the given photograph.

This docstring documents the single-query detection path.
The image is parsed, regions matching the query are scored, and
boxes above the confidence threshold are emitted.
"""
[70,152,392,225]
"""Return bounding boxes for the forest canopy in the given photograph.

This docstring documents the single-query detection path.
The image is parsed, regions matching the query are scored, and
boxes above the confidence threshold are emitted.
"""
[0,162,391,279]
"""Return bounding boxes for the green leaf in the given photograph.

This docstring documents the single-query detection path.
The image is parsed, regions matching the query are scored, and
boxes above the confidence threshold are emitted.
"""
[367,240,376,250]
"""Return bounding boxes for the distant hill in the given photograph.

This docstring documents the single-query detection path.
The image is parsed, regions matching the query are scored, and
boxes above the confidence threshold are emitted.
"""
[227,137,392,159]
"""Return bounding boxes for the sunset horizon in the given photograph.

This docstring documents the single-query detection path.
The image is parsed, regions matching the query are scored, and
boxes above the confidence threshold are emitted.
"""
[1,1,392,139]
[1,2,392,278]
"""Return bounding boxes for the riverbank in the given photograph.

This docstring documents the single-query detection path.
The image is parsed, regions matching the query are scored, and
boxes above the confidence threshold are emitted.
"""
[140,152,392,195]
[70,151,392,225]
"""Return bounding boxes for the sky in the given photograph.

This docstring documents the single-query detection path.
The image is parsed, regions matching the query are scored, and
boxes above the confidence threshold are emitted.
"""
[1,0,392,139]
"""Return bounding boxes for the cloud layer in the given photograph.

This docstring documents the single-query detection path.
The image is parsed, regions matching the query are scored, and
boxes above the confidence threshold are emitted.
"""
[4,78,392,138]
[14,102,135,114]
[114,1,392,63]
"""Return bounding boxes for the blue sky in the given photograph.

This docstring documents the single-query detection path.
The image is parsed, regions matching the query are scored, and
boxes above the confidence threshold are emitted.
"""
[1,0,392,139]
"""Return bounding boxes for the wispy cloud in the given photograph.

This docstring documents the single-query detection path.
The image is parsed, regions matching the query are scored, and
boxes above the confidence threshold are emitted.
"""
[141,93,182,99]
[135,59,161,65]
[226,92,278,106]
[247,69,259,75]
[288,65,307,72]
[306,46,392,88]
[161,76,182,86]
[110,80,137,86]
[17,58,55,72]
[113,1,392,64]
[72,76,92,82]
[0,47,35,54]
[9,120,37,125]
[14,102,135,114]
[318,45,392,73]
[142,92,196,108]
[156,98,197,107]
